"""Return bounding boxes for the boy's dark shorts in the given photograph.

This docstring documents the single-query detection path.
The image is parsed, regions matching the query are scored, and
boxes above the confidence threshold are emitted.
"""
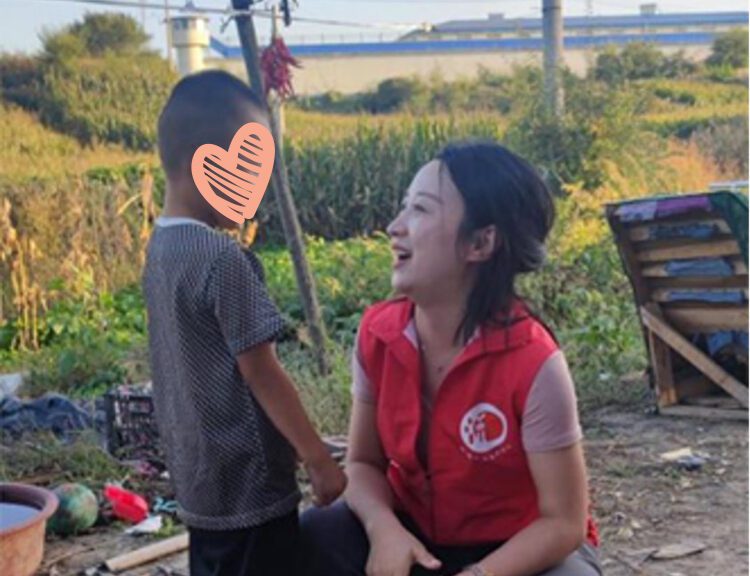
[188,510,299,576]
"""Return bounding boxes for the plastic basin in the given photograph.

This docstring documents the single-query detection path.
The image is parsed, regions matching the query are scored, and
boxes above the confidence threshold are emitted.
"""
[0,483,59,576]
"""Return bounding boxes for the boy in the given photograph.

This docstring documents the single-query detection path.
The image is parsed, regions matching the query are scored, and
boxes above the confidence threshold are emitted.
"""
[142,70,346,576]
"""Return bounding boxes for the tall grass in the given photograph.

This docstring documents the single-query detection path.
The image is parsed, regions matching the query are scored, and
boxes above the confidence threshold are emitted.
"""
[0,105,153,182]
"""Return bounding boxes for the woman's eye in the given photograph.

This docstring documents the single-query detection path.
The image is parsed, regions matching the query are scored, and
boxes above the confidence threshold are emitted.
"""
[413,204,427,213]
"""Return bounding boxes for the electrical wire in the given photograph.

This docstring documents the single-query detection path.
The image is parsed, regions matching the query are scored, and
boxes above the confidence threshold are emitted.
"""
[33,0,422,29]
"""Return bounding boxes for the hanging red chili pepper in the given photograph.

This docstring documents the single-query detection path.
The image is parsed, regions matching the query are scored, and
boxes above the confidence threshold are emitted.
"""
[260,36,301,101]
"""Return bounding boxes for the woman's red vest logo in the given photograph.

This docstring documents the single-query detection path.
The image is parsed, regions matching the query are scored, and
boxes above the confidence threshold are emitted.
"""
[460,403,508,454]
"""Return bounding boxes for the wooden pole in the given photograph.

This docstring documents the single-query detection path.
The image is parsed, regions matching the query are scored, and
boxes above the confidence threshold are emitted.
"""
[231,0,330,374]
[270,4,285,135]
[104,533,189,572]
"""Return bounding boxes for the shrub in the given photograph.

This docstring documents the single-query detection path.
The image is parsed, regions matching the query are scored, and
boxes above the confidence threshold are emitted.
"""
[0,54,43,110]
[693,115,749,177]
[504,73,661,192]
[593,43,697,84]
[1,14,174,151]
[37,55,176,150]
[706,28,749,69]
[362,77,430,113]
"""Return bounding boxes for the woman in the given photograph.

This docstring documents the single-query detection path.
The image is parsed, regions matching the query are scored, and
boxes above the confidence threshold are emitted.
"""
[301,141,601,576]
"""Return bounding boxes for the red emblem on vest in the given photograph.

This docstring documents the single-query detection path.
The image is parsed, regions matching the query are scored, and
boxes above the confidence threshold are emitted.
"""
[460,403,508,456]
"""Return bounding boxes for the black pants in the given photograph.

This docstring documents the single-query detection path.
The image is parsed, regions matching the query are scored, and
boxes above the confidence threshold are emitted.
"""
[300,501,602,576]
[188,511,299,576]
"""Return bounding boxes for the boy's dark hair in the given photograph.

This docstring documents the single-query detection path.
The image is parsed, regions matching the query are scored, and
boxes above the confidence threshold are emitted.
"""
[436,140,555,345]
[157,69,266,179]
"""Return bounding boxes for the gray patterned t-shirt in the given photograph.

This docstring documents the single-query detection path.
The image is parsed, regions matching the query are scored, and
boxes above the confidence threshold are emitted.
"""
[142,217,299,530]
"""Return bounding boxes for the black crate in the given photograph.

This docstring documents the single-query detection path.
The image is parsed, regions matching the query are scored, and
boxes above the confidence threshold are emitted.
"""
[102,385,161,460]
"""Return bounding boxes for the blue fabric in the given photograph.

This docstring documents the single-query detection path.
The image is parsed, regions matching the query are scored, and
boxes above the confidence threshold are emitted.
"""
[707,331,749,356]
[666,290,745,304]
[0,393,92,438]
[664,258,734,277]
[650,223,719,240]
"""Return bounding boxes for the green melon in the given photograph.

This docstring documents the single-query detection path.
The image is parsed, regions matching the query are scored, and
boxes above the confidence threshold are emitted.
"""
[47,483,99,536]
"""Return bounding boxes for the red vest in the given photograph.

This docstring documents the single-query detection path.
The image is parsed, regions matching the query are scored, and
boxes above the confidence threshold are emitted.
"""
[358,297,599,547]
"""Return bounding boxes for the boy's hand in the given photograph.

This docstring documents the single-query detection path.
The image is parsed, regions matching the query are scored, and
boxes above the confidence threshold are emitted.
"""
[305,449,347,506]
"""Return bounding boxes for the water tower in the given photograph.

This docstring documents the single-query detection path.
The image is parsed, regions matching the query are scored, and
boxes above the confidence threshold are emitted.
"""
[170,14,210,76]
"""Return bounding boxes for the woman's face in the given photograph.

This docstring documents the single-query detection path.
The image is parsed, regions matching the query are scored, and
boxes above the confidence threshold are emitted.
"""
[387,160,469,303]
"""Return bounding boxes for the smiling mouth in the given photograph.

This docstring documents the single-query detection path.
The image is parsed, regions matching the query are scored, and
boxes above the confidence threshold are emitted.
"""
[393,248,411,268]
[392,248,412,266]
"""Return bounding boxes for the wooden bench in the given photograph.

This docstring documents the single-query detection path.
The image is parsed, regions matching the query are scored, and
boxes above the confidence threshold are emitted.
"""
[606,192,748,420]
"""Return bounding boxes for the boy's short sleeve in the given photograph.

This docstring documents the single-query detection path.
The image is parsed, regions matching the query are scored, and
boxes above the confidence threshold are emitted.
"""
[205,245,285,355]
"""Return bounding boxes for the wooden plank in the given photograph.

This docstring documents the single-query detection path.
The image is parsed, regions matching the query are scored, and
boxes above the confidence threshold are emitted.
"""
[641,258,747,277]
[104,533,189,572]
[663,306,748,332]
[684,395,742,409]
[641,305,748,407]
[648,275,749,290]
[651,288,748,303]
[646,322,678,407]
[660,405,748,421]
[610,218,650,303]
[628,219,730,241]
[636,239,740,263]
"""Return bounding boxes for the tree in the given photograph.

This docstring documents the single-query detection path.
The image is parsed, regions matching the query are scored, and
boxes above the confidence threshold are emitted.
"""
[40,29,87,62]
[706,28,749,69]
[42,13,151,61]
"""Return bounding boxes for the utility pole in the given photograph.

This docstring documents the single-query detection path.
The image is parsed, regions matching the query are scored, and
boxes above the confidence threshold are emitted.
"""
[164,0,173,67]
[584,0,594,68]
[542,0,564,118]
[231,0,330,374]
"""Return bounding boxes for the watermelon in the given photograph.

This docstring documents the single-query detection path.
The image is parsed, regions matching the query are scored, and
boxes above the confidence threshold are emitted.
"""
[47,483,99,536]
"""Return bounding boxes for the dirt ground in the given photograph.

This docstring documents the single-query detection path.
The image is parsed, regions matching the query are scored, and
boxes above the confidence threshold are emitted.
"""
[38,404,748,576]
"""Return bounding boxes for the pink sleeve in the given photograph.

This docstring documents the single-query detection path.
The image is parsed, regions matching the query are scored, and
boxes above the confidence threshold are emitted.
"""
[351,339,376,404]
[521,351,583,453]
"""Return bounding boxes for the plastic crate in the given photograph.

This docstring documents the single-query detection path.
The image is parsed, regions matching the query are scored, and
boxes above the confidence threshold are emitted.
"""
[102,384,161,460]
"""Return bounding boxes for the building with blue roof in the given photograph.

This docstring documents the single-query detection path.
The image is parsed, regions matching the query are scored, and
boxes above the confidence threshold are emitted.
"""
[197,7,747,95]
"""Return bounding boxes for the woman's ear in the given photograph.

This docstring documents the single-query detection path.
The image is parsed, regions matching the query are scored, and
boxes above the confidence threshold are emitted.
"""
[466,226,499,263]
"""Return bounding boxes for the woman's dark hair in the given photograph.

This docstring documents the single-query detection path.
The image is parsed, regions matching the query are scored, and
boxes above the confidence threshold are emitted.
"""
[436,140,555,344]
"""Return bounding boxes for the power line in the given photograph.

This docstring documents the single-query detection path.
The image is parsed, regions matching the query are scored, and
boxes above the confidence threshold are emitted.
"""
[307,0,518,4]
[34,0,421,29]
[305,0,665,13]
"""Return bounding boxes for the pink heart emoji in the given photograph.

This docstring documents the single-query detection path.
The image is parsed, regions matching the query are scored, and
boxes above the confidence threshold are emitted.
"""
[191,122,275,224]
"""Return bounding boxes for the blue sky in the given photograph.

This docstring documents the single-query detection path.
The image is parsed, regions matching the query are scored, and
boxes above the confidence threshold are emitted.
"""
[2,0,747,55]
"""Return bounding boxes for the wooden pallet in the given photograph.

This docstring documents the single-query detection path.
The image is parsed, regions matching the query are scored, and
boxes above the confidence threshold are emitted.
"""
[606,192,748,420]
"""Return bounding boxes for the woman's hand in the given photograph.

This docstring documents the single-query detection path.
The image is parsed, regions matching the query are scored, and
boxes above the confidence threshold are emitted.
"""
[366,523,442,576]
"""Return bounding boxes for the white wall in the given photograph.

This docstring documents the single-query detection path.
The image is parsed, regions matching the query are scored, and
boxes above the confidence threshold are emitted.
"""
[207,44,711,95]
